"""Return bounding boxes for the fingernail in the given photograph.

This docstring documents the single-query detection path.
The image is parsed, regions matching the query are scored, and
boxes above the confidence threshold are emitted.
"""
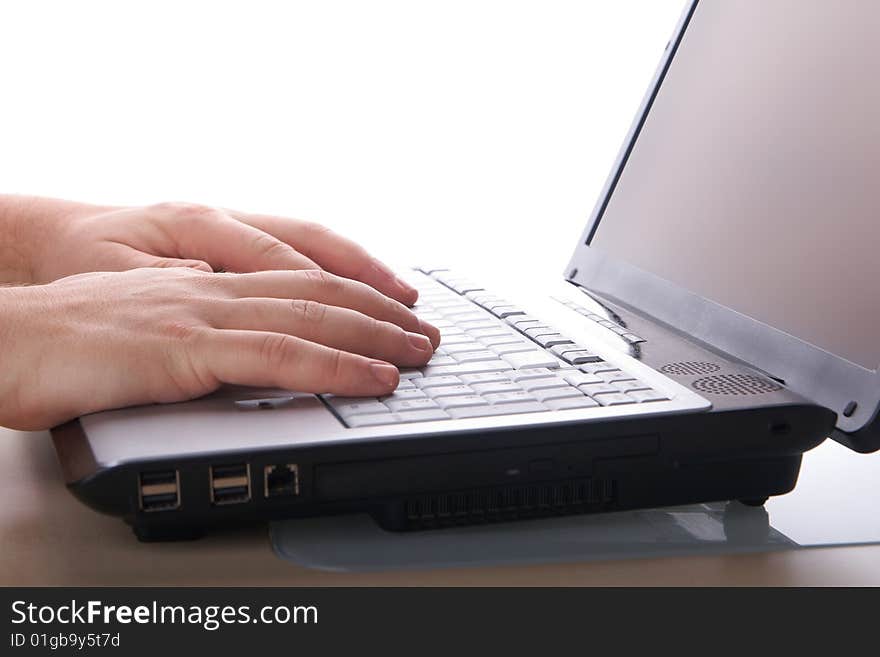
[370,362,399,387]
[406,331,433,352]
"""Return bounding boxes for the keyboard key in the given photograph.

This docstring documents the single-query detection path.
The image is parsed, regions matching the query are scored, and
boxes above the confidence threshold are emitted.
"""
[532,334,574,348]
[507,368,557,382]
[470,380,523,395]
[483,390,539,405]
[592,392,638,406]
[522,325,556,337]
[448,401,548,419]
[435,395,490,410]
[521,377,570,392]
[395,379,417,390]
[466,326,515,339]
[433,301,473,311]
[330,400,392,417]
[506,315,541,328]
[347,414,397,427]
[380,389,427,402]
[545,396,600,410]
[421,362,513,377]
[395,408,452,422]
[384,398,440,412]
[534,387,585,402]
[627,389,669,403]
[449,281,484,295]
[453,350,503,364]
[563,371,604,387]
[426,355,457,366]
[619,381,653,393]
[457,319,500,330]
[424,384,475,399]
[502,351,560,370]
[468,294,504,307]
[578,361,619,374]
[600,370,637,383]
[480,334,528,347]
[578,382,620,396]
[459,371,512,385]
[549,345,602,364]
[443,342,487,355]
[490,343,537,356]
[398,369,424,379]
[621,333,647,344]
[488,306,526,319]
[416,265,449,275]
[442,311,485,322]
[415,375,463,389]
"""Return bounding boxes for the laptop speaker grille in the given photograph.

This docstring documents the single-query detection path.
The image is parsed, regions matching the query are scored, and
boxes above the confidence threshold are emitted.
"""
[660,361,721,376]
[692,373,782,396]
[397,477,618,530]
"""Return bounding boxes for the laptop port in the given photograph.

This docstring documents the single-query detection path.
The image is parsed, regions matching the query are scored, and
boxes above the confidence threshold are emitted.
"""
[210,463,251,505]
[138,470,180,512]
[264,464,300,498]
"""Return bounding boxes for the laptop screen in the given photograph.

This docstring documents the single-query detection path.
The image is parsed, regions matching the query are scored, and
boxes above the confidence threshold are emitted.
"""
[589,0,880,369]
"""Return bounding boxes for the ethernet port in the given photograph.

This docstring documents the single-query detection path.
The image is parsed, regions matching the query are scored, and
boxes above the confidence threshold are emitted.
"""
[264,464,300,498]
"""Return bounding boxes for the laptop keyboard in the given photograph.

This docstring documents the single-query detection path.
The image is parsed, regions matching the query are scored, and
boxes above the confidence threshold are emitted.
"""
[322,268,669,428]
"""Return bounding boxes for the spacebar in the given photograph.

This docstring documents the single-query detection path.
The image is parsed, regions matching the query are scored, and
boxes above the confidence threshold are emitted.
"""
[447,402,548,419]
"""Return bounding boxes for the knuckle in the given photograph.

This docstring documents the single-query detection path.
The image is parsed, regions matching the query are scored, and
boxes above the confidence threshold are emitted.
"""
[299,220,334,240]
[163,321,205,345]
[290,298,327,325]
[372,318,399,345]
[298,268,332,287]
[258,333,295,373]
[327,347,346,383]
[152,201,220,224]
[161,325,218,399]
[250,231,292,261]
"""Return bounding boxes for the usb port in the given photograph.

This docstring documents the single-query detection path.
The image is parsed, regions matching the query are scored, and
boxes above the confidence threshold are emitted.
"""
[139,470,180,512]
[264,464,300,498]
[210,463,251,506]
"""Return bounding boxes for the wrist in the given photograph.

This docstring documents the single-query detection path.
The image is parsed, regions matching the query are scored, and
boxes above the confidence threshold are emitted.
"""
[0,195,108,284]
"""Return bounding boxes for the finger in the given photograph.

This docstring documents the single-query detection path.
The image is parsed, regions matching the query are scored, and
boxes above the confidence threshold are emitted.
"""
[92,243,214,273]
[192,328,400,396]
[226,210,419,305]
[206,298,435,366]
[212,269,440,347]
[156,203,321,273]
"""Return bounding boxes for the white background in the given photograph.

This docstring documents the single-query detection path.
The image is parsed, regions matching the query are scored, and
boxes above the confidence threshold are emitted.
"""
[1,0,683,275]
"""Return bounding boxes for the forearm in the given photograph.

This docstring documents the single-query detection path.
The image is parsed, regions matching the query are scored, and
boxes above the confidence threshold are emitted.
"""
[0,195,111,284]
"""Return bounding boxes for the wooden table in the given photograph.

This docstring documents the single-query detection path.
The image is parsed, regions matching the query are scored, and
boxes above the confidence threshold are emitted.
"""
[2,427,878,586]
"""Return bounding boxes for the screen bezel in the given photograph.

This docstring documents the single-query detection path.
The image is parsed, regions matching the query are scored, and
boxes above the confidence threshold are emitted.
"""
[564,0,880,443]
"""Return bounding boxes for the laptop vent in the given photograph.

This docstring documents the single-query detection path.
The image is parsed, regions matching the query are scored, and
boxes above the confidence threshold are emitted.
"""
[397,478,618,530]
[660,361,721,376]
[692,373,782,396]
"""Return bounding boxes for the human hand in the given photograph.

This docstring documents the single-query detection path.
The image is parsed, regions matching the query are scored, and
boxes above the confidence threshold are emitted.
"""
[0,267,437,431]
[3,196,419,306]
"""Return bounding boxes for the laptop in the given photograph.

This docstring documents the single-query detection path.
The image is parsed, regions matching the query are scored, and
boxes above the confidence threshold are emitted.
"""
[52,0,879,541]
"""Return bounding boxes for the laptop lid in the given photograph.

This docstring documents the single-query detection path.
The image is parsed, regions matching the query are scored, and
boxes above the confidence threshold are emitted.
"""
[565,0,880,451]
